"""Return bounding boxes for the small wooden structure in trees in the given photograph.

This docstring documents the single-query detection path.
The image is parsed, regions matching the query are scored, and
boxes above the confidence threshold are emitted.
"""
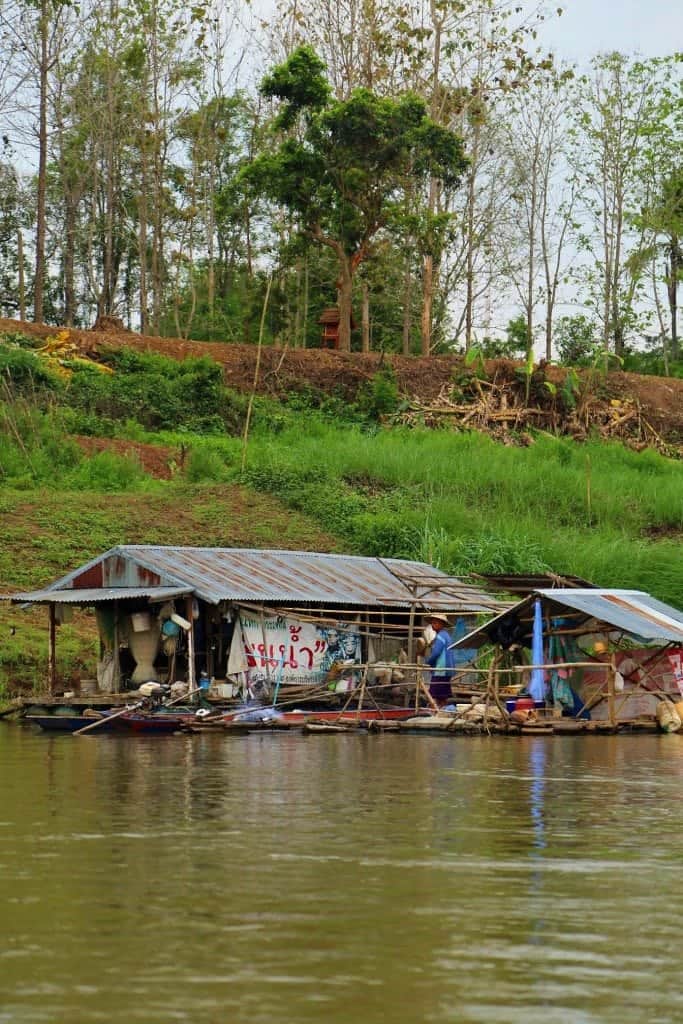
[318,307,356,350]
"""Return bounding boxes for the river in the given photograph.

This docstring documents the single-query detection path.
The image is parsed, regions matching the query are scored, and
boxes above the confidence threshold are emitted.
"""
[1,725,683,1024]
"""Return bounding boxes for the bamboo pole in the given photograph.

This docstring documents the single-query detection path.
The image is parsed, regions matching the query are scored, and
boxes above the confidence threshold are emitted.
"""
[607,656,616,728]
[186,596,196,694]
[73,700,144,736]
[258,609,272,688]
[355,668,368,720]
[113,602,120,693]
[483,655,495,733]
[48,604,56,695]
[419,678,441,713]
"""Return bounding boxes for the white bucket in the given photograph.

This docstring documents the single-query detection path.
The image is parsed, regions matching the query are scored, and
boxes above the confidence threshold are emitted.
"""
[211,682,236,699]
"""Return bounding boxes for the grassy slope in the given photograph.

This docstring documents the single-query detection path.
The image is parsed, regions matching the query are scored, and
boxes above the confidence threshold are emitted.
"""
[1,327,682,694]
[0,484,339,692]
[234,421,683,601]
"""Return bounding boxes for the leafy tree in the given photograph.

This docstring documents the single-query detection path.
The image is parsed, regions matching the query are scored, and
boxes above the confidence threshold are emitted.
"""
[554,314,597,366]
[639,168,683,362]
[572,54,673,359]
[245,46,467,352]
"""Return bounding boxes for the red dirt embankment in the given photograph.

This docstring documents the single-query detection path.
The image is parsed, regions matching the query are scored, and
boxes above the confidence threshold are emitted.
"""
[2,317,682,445]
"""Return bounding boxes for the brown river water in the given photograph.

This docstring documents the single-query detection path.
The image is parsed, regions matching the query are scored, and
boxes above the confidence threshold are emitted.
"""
[2,724,683,1024]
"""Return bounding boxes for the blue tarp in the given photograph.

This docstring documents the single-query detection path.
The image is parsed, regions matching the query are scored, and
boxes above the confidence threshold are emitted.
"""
[529,598,546,703]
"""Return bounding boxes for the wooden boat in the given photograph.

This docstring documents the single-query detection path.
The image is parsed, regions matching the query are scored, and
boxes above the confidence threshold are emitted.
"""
[27,702,427,735]
[224,706,427,726]
[26,709,193,734]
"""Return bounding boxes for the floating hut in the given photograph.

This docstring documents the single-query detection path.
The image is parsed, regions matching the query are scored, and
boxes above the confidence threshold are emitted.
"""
[451,588,683,730]
[6,546,503,702]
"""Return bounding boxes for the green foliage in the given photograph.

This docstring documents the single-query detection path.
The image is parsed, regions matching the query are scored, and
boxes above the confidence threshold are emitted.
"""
[185,445,232,483]
[247,46,467,263]
[462,345,488,379]
[555,315,598,365]
[0,341,66,396]
[358,366,401,420]
[622,346,683,379]
[560,369,581,411]
[232,417,683,605]
[67,451,151,492]
[66,351,235,433]
[260,46,331,130]
[505,315,531,355]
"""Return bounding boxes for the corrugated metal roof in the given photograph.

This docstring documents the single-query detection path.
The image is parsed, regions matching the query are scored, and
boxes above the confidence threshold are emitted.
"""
[22,545,503,612]
[536,588,683,642]
[474,572,596,597]
[451,588,683,649]
[7,586,190,605]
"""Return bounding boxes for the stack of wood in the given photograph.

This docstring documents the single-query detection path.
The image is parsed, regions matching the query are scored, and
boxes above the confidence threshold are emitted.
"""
[393,377,680,457]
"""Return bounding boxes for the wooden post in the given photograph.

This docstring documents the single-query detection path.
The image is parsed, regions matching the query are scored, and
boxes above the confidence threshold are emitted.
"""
[608,656,616,729]
[259,609,272,687]
[419,678,441,713]
[407,593,416,665]
[186,596,196,694]
[113,602,120,693]
[48,604,56,695]
[355,668,367,720]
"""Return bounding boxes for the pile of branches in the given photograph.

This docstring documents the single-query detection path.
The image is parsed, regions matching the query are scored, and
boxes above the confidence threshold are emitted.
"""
[392,376,681,458]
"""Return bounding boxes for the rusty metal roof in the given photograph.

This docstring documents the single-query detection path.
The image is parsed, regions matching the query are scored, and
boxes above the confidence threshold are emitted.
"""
[7,586,189,605]
[452,588,683,649]
[16,545,503,612]
[473,572,596,598]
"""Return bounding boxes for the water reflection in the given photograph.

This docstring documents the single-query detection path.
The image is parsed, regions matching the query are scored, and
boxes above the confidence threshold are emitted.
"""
[1,726,683,1024]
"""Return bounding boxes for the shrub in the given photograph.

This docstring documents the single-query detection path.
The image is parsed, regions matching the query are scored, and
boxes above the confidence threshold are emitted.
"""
[184,446,232,483]
[66,450,151,492]
[358,366,400,419]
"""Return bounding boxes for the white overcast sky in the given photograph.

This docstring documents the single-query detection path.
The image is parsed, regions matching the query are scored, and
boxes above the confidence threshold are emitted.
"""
[538,0,683,63]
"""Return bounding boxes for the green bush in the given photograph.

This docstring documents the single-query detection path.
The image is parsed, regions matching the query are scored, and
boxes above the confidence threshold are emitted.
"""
[0,345,65,397]
[358,366,401,419]
[65,352,235,434]
[185,446,232,483]
[66,450,151,492]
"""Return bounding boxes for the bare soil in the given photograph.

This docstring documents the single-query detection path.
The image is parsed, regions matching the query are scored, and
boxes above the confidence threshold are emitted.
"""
[3,316,682,446]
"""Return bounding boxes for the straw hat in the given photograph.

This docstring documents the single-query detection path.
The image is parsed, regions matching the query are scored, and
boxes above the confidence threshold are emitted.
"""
[428,611,450,627]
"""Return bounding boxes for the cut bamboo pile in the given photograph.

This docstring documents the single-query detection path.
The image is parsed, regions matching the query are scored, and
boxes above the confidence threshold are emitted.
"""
[393,378,681,458]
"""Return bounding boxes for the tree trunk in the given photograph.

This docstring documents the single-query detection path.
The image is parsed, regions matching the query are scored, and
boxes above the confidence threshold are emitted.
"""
[17,228,26,321]
[34,0,49,324]
[402,260,413,356]
[668,240,680,361]
[302,256,309,349]
[63,196,76,326]
[337,255,353,352]
[421,254,433,355]
[361,279,370,352]
[464,132,480,351]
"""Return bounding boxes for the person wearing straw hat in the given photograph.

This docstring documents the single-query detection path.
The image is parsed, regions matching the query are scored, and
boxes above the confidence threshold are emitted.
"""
[424,611,456,704]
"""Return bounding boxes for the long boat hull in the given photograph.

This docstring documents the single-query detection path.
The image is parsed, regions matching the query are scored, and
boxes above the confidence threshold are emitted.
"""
[225,706,426,725]
[25,712,188,734]
[27,705,426,734]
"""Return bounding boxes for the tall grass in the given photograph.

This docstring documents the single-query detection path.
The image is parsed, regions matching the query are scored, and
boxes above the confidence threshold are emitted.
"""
[238,416,683,605]
[0,401,157,493]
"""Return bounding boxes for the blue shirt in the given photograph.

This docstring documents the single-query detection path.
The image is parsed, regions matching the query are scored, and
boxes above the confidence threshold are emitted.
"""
[426,628,456,680]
